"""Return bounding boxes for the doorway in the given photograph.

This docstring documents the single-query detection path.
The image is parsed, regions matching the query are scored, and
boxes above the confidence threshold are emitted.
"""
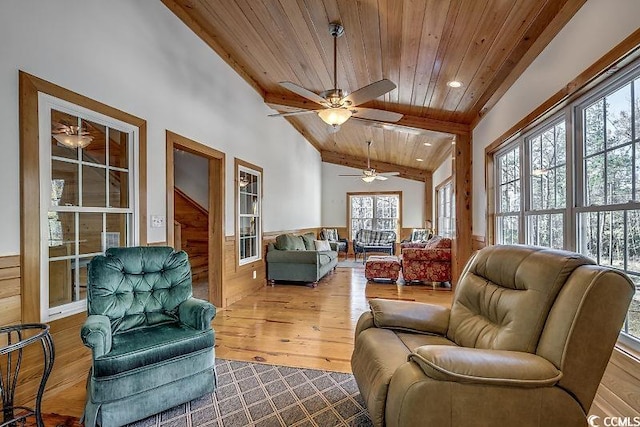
[166,131,225,307]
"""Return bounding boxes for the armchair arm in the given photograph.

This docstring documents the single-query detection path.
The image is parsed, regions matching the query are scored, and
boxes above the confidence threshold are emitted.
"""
[179,298,216,330]
[409,346,562,388]
[369,299,450,335]
[81,314,112,358]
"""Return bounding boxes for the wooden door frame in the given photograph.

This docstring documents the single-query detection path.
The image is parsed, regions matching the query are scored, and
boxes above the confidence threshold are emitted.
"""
[166,131,225,307]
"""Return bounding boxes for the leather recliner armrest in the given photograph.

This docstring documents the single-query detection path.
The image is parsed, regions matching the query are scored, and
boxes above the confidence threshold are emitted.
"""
[369,298,450,335]
[81,314,113,358]
[179,298,216,330]
[409,345,562,387]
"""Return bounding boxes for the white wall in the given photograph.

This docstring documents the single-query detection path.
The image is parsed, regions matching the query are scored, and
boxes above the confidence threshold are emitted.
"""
[321,163,425,228]
[0,0,322,254]
[174,150,209,209]
[472,0,640,238]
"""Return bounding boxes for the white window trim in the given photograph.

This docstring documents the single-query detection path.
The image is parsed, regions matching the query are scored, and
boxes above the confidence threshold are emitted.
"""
[237,164,262,266]
[38,93,139,322]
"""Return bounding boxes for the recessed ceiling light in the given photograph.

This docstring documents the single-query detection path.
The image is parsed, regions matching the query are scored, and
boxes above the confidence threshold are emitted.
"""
[447,80,463,88]
[424,142,432,146]
[416,158,424,162]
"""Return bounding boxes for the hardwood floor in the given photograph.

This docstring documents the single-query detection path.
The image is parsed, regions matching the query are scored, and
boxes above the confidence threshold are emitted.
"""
[41,264,452,418]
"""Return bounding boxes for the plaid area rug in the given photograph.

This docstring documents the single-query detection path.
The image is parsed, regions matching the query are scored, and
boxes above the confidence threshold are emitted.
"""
[126,359,373,427]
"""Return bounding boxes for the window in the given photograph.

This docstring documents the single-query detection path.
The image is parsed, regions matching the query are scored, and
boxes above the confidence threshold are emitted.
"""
[348,192,401,239]
[526,121,567,249]
[495,146,521,244]
[491,60,640,347]
[39,93,139,321]
[437,180,455,238]
[575,75,640,341]
[235,159,262,265]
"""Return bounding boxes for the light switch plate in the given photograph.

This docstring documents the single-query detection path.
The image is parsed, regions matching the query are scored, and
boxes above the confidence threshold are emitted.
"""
[151,215,165,228]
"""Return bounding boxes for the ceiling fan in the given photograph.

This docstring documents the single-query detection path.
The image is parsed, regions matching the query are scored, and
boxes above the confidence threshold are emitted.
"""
[269,22,403,130]
[51,121,93,149]
[340,141,400,182]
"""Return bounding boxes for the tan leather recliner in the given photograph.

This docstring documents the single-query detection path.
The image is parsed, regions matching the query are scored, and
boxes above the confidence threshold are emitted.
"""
[351,245,635,427]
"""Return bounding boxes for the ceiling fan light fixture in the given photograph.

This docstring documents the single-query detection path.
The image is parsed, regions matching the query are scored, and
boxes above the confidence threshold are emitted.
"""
[52,130,93,149]
[362,175,376,183]
[318,108,352,127]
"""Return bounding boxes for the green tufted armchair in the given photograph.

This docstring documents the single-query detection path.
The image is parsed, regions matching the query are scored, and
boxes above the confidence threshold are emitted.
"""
[80,246,217,427]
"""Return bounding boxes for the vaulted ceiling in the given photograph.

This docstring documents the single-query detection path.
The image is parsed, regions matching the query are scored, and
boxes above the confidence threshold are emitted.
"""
[162,0,586,180]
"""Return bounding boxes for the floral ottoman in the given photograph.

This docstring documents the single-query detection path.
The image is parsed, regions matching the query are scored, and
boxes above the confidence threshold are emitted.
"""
[365,256,401,283]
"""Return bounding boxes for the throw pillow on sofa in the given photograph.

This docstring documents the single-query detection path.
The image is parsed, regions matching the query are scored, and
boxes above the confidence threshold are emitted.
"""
[301,232,316,250]
[276,234,306,251]
[314,240,331,251]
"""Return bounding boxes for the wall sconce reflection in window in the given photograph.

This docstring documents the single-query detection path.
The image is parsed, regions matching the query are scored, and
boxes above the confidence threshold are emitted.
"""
[239,176,250,188]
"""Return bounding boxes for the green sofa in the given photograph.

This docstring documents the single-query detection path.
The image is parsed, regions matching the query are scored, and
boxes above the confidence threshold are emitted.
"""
[266,232,338,286]
[81,246,216,427]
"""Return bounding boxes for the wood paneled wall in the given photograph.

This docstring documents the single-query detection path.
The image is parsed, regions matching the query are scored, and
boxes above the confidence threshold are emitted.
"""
[0,255,21,326]
[223,236,265,308]
[0,254,91,407]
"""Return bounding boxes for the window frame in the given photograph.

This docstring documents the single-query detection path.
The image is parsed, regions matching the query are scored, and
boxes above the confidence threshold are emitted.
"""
[489,59,640,348]
[346,191,402,241]
[235,158,263,267]
[38,93,140,321]
[19,71,147,324]
[436,179,455,238]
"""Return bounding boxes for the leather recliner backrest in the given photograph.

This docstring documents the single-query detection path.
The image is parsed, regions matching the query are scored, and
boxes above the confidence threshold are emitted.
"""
[87,246,193,334]
[447,245,593,352]
[536,265,634,412]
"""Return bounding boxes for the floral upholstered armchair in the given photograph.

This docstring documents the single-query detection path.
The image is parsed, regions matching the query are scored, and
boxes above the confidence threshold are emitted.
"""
[320,228,348,259]
[401,236,452,285]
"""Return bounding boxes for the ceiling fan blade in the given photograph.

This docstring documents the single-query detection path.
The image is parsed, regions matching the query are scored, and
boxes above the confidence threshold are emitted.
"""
[352,107,403,123]
[279,81,329,106]
[338,174,365,177]
[375,175,388,181]
[343,79,396,106]
[379,172,401,176]
[268,110,317,118]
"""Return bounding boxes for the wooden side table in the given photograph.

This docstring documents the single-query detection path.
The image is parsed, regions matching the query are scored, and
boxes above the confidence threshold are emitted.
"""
[1,323,55,427]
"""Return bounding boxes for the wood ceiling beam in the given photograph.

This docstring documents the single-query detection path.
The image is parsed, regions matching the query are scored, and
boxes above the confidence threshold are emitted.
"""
[320,150,430,182]
[469,0,587,125]
[265,93,470,136]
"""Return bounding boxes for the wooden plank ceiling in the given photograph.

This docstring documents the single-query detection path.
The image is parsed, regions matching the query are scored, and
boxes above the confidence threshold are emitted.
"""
[163,0,585,180]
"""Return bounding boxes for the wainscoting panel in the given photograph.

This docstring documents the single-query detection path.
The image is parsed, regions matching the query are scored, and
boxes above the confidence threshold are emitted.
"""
[0,255,21,327]
[223,237,265,308]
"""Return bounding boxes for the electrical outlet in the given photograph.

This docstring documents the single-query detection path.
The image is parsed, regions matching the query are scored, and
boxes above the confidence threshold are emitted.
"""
[151,215,165,228]
[252,270,257,279]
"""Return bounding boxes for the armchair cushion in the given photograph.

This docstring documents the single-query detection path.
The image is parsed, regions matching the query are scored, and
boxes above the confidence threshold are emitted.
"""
[369,299,450,335]
[410,346,562,388]
[93,322,214,377]
[81,314,112,358]
[178,298,216,330]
